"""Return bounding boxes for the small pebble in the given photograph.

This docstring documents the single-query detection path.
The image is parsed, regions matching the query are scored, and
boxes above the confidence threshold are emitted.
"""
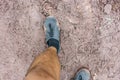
[104,4,112,14]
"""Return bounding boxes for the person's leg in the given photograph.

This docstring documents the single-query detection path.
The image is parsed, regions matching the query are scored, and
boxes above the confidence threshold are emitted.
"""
[25,16,60,80]
[25,47,60,80]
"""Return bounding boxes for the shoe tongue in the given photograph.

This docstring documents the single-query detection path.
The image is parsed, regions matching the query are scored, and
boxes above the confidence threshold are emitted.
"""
[75,75,83,80]
[49,23,51,27]
[79,75,83,80]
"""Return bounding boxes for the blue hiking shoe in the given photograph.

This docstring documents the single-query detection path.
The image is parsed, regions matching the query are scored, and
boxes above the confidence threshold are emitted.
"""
[74,68,91,80]
[44,16,60,53]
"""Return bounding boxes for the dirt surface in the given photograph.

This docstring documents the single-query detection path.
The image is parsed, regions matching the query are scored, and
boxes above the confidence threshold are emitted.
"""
[0,0,120,80]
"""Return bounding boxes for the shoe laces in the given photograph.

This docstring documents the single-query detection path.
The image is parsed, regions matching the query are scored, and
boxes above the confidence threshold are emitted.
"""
[49,23,54,37]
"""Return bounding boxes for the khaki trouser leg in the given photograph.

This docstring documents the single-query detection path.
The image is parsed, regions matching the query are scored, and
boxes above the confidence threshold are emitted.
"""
[25,47,60,80]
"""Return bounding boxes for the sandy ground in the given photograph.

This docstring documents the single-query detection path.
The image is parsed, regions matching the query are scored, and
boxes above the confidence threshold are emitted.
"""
[0,0,120,80]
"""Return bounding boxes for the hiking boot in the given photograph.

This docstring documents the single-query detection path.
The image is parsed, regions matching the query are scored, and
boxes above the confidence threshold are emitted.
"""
[44,16,60,53]
[74,68,91,80]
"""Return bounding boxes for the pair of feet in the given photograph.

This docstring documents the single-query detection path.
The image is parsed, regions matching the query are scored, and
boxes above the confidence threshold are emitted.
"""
[44,16,91,80]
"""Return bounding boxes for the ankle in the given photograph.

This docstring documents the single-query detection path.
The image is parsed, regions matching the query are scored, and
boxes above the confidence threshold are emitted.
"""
[47,38,59,53]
